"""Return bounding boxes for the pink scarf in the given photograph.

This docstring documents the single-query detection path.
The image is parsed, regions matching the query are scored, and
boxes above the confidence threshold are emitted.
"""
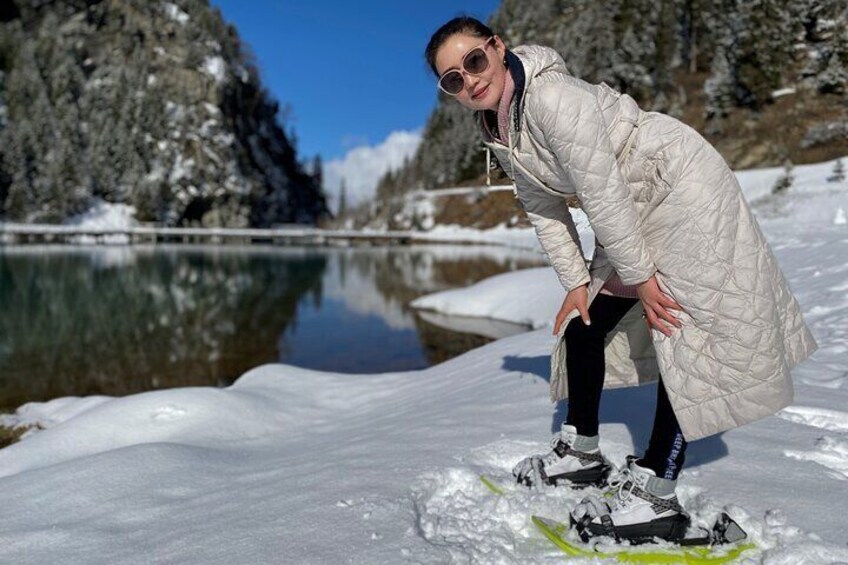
[481,69,515,145]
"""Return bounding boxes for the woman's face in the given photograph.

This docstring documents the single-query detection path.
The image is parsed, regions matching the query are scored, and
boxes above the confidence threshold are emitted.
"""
[434,33,507,111]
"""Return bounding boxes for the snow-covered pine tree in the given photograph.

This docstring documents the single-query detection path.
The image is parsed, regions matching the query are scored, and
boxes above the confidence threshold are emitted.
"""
[828,158,845,182]
[0,68,7,216]
[310,155,323,192]
[704,44,734,134]
[772,159,794,194]
[676,0,717,73]
[816,24,848,94]
[737,0,798,106]
[705,0,797,119]
[375,168,396,202]
[338,178,348,216]
[394,156,416,196]
[552,0,618,84]
[793,0,848,95]
[409,98,483,190]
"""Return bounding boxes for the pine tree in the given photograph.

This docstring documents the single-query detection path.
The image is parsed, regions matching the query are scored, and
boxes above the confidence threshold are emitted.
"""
[737,0,798,106]
[338,178,347,216]
[704,44,735,133]
[772,159,794,194]
[375,168,396,202]
[817,26,848,94]
[828,159,845,183]
[677,0,717,73]
[310,155,323,190]
[793,0,848,94]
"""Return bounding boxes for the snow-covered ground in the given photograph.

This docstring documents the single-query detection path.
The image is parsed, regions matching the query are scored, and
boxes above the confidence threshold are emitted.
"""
[65,199,139,231]
[0,158,847,564]
[0,198,142,244]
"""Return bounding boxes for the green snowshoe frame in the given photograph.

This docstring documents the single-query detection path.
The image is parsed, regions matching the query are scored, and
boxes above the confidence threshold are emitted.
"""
[532,515,757,564]
[478,475,758,564]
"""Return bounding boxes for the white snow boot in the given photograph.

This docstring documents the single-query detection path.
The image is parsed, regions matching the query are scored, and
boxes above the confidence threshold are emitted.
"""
[569,457,690,543]
[512,424,611,488]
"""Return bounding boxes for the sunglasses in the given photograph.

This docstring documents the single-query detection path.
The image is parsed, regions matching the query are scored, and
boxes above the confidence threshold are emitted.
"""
[438,36,496,96]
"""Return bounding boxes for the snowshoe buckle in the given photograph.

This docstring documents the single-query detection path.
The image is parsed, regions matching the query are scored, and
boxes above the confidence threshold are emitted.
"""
[712,513,747,545]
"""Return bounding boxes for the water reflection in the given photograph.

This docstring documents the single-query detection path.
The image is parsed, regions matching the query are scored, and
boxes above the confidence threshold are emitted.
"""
[0,244,544,410]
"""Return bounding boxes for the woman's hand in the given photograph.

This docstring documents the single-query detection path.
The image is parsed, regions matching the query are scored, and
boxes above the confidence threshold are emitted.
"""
[553,283,590,335]
[637,274,683,337]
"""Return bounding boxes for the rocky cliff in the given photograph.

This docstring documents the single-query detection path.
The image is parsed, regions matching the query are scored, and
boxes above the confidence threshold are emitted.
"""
[0,0,329,227]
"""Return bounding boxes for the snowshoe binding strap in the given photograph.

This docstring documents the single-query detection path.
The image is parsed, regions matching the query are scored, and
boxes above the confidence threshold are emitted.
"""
[552,440,606,465]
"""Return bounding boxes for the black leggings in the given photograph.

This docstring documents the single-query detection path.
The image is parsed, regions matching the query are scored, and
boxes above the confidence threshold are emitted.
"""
[564,293,687,480]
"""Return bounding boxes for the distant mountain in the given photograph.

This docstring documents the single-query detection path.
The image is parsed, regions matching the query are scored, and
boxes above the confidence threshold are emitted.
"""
[378,0,848,199]
[0,0,329,227]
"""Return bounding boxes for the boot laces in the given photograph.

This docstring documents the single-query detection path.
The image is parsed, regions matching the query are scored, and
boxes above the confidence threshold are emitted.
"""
[537,432,568,466]
[549,432,565,450]
[605,467,637,511]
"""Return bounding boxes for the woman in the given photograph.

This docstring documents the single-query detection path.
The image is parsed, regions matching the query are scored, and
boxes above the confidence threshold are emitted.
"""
[425,17,818,542]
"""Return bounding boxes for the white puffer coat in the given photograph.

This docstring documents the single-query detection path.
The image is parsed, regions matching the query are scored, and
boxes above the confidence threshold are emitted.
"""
[480,44,818,441]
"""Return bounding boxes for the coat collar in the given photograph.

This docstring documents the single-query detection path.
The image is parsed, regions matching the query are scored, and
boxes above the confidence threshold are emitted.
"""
[505,49,526,135]
[478,45,569,144]
[477,48,525,143]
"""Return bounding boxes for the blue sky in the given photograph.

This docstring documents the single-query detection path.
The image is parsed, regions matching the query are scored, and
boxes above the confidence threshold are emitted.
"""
[211,1,500,161]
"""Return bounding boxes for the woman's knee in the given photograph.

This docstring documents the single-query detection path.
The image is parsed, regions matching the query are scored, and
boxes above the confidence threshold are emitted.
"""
[564,316,599,345]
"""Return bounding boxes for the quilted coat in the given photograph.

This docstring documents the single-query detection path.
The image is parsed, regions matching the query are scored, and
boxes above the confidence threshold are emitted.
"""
[479,45,819,441]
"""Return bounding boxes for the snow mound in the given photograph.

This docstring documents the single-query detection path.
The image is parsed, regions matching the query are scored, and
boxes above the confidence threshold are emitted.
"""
[411,267,562,330]
[65,199,137,231]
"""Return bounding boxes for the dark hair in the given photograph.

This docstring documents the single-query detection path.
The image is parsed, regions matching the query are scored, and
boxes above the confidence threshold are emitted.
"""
[425,16,495,77]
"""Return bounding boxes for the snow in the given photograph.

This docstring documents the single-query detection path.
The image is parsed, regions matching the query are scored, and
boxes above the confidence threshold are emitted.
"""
[415,222,540,248]
[58,199,139,243]
[65,199,137,231]
[411,267,563,331]
[771,87,796,98]
[201,56,226,84]
[413,197,436,230]
[168,153,195,185]
[0,158,847,563]
[235,65,250,83]
[163,2,189,25]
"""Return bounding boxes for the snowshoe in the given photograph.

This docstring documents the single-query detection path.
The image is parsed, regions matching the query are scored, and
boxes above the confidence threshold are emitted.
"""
[512,423,612,488]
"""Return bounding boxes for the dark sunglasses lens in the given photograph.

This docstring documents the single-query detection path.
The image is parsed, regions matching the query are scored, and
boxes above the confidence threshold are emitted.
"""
[464,48,489,74]
[440,71,464,94]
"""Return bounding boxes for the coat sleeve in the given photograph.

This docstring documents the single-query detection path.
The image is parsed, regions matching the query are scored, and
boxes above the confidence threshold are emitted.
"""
[515,179,591,292]
[528,82,656,286]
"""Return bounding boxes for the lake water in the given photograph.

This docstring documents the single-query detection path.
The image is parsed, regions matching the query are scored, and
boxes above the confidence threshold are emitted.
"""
[0,244,545,411]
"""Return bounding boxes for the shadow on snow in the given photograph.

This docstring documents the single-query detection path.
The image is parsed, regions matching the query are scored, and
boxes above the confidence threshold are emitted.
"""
[501,354,728,469]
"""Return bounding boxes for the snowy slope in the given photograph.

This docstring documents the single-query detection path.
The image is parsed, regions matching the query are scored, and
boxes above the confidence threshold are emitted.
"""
[0,159,846,564]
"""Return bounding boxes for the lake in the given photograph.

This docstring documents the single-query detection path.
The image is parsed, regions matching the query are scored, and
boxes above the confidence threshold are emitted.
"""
[0,244,545,411]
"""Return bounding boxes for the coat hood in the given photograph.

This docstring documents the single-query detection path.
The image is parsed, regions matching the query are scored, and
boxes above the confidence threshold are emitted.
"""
[511,44,571,85]
[486,44,571,139]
